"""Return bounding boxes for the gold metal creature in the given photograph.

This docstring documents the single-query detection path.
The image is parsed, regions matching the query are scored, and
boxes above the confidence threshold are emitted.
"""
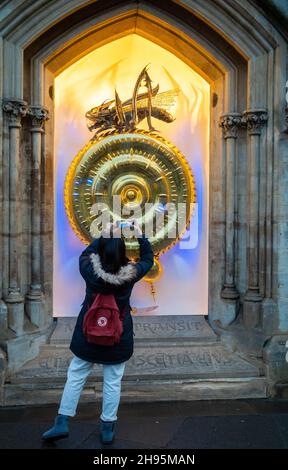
[85,66,179,136]
[65,66,196,305]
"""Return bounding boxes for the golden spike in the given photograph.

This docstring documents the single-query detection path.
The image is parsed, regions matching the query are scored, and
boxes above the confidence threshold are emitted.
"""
[144,69,154,131]
[114,89,125,125]
[131,65,153,128]
[150,282,156,303]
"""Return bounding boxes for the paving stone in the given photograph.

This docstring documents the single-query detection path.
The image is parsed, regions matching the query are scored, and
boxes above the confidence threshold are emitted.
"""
[165,414,288,449]
[0,400,287,449]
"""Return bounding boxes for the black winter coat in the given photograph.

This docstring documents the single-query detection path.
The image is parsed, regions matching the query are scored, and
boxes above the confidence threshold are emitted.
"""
[70,235,154,364]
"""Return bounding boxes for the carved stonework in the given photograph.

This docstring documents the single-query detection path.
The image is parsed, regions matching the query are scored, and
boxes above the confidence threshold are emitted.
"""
[12,342,260,381]
[25,105,49,329]
[2,99,28,126]
[27,105,49,128]
[242,109,268,135]
[219,113,242,138]
[221,284,239,300]
[219,112,242,315]
[285,79,288,133]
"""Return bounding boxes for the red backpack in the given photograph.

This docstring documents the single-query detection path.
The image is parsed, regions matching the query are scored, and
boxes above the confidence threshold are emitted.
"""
[83,293,126,346]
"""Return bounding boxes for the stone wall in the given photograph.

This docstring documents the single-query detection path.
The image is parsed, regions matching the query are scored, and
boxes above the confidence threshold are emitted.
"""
[0,0,287,401]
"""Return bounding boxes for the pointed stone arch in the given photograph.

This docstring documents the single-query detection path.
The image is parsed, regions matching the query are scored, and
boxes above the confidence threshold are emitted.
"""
[0,0,287,399]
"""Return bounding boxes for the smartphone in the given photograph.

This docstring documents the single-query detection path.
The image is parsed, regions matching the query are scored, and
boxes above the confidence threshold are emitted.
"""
[116,220,134,229]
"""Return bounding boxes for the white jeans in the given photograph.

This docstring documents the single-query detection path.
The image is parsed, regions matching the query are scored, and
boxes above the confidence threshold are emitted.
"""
[58,355,126,422]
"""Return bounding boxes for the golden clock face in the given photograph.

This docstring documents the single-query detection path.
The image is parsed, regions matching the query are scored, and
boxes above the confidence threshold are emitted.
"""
[64,129,196,258]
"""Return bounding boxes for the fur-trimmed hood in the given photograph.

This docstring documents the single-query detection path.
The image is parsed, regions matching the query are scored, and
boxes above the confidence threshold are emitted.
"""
[90,253,137,285]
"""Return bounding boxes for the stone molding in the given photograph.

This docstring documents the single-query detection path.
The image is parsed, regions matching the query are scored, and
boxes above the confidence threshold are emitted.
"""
[219,112,242,310]
[2,99,28,127]
[242,109,268,328]
[2,101,50,128]
[285,79,288,133]
[219,112,242,138]
[27,105,49,129]
[242,109,268,135]
[219,111,268,137]
[25,106,49,328]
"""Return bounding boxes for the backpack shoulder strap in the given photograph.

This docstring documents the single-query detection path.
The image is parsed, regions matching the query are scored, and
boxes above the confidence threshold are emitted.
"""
[110,293,129,321]
[119,300,129,321]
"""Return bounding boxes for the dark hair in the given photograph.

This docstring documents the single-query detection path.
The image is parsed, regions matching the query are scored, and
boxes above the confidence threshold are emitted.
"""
[98,236,128,274]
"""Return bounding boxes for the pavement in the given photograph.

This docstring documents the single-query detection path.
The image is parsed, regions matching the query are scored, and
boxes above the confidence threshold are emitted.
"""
[0,399,288,449]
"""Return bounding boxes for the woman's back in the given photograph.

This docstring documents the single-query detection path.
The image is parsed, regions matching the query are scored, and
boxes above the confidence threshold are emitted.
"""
[70,230,154,365]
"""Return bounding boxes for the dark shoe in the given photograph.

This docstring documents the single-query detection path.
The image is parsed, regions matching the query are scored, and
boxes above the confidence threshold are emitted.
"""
[42,414,69,441]
[100,419,116,444]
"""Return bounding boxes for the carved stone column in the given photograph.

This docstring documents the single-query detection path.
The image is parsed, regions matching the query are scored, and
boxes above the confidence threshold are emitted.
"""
[242,109,268,328]
[2,99,28,334]
[285,79,288,133]
[25,105,49,328]
[219,113,242,314]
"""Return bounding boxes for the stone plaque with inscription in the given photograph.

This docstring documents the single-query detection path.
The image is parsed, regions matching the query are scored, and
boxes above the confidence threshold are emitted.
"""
[50,315,216,344]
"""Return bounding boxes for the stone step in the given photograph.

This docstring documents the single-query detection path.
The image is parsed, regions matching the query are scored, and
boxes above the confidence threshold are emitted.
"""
[50,315,218,345]
[3,376,267,406]
[4,315,267,406]
[10,341,263,384]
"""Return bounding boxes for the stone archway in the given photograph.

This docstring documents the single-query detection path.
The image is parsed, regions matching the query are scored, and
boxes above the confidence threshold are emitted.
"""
[1,0,288,404]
